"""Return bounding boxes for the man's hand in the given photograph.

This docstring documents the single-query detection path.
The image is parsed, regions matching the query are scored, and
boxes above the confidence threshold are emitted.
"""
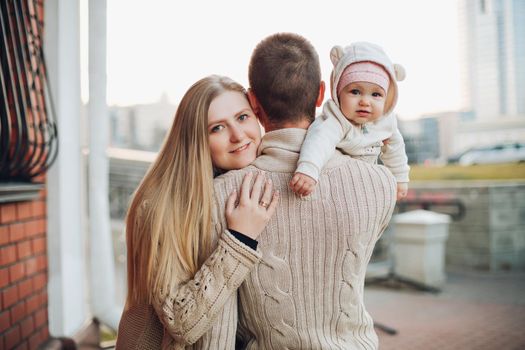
[397,182,408,200]
[289,172,317,197]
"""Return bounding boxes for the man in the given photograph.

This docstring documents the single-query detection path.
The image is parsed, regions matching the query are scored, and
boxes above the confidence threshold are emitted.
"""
[213,32,397,349]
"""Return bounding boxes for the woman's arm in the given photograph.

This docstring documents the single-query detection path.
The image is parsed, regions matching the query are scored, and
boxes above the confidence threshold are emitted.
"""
[152,229,261,345]
[152,172,278,345]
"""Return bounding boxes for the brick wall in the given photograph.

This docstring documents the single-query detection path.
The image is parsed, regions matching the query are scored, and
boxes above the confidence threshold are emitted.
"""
[0,187,49,350]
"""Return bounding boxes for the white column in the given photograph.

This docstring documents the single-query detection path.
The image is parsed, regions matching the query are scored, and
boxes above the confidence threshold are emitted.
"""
[88,0,122,329]
[45,0,86,336]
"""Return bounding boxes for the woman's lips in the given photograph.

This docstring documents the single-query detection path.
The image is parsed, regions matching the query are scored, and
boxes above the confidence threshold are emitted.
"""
[230,142,251,154]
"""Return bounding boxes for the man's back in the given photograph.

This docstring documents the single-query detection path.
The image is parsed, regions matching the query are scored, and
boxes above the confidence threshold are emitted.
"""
[213,128,396,349]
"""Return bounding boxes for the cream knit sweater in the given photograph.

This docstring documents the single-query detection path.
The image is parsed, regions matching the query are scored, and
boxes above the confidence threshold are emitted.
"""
[116,229,262,350]
[212,128,397,349]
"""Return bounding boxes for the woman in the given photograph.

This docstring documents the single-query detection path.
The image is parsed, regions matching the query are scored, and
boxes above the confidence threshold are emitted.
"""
[116,76,278,349]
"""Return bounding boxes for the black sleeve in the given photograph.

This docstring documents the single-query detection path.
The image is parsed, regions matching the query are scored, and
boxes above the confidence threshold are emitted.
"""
[229,229,258,250]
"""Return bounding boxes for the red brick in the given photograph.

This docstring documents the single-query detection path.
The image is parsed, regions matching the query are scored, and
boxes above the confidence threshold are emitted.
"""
[31,238,45,254]
[38,327,49,346]
[0,245,17,266]
[24,219,46,239]
[36,219,46,235]
[36,255,47,271]
[20,316,34,338]
[0,204,17,224]
[25,294,40,314]
[18,279,33,299]
[9,223,26,242]
[14,341,29,350]
[28,331,42,350]
[36,255,47,272]
[33,308,46,328]
[32,273,46,291]
[16,240,32,259]
[25,257,37,276]
[0,225,9,245]
[5,325,21,349]
[9,262,25,283]
[16,203,33,220]
[10,301,26,324]
[0,266,9,288]
[32,201,45,218]
[40,326,49,339]
[0,310,10,332]
[40,290,47,305]
[3,284,19,308]
[24,220,38,238]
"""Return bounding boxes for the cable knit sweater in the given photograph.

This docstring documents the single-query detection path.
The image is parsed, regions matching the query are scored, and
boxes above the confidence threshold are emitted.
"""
[116,229,261,350]
[212,128,397,349]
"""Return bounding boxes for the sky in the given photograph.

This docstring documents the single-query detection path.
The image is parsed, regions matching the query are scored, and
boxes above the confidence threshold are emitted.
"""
[90,0,462,120]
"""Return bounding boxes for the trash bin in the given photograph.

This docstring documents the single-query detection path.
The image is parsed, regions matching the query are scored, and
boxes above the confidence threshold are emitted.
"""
[393,209,451,288]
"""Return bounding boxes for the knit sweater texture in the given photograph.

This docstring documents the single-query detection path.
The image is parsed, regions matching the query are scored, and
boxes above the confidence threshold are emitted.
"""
[116,229,261,350]
[213,128,397,349]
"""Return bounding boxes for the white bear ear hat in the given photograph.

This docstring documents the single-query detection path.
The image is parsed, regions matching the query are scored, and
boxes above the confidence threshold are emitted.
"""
[330,42,406,116]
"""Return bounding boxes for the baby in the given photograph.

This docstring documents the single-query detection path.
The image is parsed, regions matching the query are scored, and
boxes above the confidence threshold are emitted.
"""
[290,41,410,199]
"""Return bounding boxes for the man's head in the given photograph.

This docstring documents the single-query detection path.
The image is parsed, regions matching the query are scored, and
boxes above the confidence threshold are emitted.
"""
[248,33,324,130]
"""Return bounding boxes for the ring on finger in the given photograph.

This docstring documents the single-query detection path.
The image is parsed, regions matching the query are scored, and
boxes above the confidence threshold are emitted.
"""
[260,201,268,208]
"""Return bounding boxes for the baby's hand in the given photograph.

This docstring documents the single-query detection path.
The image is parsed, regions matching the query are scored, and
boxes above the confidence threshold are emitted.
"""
[397,182,408,200]
[290,172,317,197]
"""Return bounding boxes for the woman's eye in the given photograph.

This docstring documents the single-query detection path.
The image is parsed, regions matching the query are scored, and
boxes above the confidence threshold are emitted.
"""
[238,113,249,121]
[350,89,360,95]
[210,125,224,133]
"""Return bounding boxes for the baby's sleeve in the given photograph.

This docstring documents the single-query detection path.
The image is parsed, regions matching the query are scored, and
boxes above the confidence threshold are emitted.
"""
[380,115,410,183]
[296,112,344,181]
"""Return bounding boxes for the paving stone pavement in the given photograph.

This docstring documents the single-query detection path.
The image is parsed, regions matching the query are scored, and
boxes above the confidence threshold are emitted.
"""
[365,269,525,350]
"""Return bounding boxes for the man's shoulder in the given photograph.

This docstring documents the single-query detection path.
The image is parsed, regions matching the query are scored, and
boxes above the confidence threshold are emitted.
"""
[324,154,396,186]
[214,165,257,185]
[213,165,261,202]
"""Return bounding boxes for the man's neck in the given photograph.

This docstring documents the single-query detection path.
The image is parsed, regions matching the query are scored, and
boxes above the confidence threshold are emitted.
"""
[264,118,311,132]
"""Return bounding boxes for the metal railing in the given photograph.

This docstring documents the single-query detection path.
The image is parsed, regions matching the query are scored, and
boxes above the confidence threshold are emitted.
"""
[0,0,58,181]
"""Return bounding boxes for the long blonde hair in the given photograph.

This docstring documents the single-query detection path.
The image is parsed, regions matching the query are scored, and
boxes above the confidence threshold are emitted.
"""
[126,75,246,306]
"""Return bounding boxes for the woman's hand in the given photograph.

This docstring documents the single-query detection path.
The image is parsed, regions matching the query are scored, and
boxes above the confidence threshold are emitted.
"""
[225,172,279,240]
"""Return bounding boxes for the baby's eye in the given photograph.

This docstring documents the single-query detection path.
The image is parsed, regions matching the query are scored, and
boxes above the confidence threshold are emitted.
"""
[372,92,383,97]
[210,125,224,133]
[349,89,360,95]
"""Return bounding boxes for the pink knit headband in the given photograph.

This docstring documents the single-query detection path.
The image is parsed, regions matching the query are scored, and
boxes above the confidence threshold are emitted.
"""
[337,62,390,96]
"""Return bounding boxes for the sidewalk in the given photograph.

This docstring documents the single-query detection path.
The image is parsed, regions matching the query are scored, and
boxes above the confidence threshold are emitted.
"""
[365,268,525,350]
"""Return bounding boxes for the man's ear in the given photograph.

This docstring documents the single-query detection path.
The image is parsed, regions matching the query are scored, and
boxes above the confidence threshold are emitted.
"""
[247,89,268,125]
[316,81,326,107]
[247,89,259,114]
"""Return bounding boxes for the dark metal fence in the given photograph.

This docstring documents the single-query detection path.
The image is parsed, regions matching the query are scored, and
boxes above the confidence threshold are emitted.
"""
[0,0,58,181]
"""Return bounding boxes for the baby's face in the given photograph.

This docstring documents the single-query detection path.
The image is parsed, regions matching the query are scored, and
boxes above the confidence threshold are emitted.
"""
[339,81,386,125]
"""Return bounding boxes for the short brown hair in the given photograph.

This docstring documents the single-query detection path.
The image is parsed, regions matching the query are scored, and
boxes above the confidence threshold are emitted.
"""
[248,33,321,125]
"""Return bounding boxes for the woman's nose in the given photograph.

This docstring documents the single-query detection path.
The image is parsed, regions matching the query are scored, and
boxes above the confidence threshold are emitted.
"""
[229,125,245,142]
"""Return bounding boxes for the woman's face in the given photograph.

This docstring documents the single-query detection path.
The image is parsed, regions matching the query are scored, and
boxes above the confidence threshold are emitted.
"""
[208,90,261,171]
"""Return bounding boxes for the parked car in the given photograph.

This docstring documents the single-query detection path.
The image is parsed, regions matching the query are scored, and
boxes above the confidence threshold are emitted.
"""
[457,142,525,165]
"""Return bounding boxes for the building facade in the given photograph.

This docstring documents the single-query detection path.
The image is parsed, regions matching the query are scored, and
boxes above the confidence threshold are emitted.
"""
[459,0,525,120]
